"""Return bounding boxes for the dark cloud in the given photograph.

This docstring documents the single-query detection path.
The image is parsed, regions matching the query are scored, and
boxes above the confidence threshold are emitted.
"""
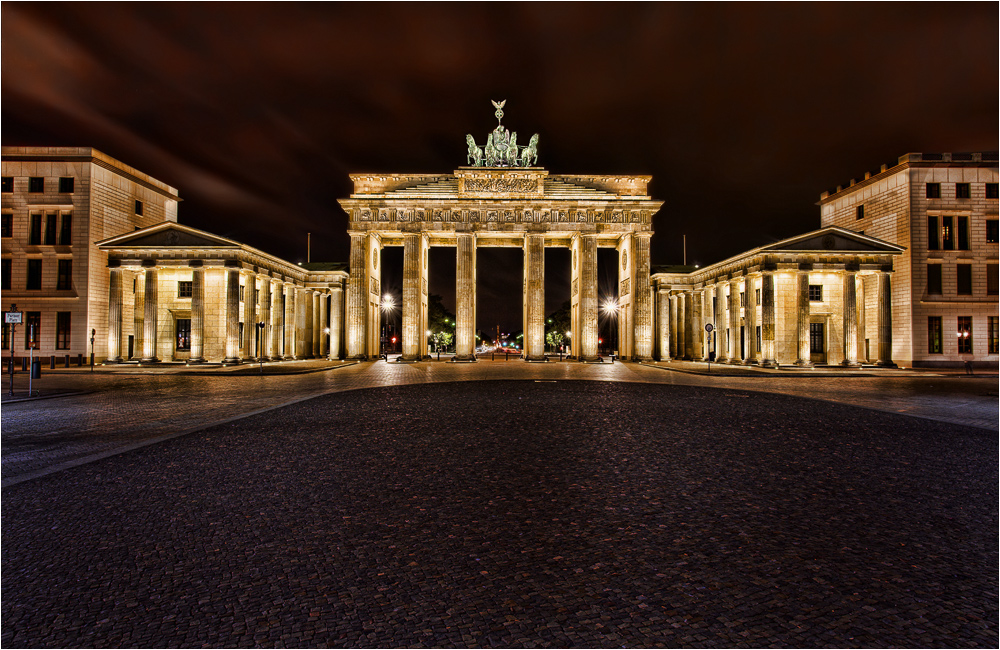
[3,2,997,330]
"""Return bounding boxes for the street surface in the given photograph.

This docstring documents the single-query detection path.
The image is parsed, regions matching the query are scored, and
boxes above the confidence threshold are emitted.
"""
[2,372,996,647]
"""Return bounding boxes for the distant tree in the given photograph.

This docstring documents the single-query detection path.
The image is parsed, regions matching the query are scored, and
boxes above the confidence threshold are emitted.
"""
[427,294,456,351]
[545,300,571,351]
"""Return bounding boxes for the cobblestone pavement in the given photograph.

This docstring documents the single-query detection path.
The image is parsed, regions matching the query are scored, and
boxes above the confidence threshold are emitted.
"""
[2,360,997,487]
[2,381,996,647]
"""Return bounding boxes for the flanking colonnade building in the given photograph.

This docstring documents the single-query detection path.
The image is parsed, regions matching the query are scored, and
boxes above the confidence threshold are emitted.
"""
[3,138,996,368]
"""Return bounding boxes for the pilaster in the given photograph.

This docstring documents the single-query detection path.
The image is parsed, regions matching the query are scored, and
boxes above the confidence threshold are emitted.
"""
[189,265,206,363]
[454,233,477,361]
[524,234,546,360]
[795,267,812,367]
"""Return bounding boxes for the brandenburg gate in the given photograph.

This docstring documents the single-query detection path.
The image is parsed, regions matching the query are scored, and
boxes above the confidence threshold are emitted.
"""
[337,101,664,362]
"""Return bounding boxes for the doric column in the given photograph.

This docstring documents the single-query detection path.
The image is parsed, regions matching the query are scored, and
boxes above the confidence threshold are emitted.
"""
[402,233,423,361]
[223,266,241,364]
[107,265,124,363]
[189,265,206,362]
[271,281,283,359]
[329,282,344,359]
[795,267,812,366]
[676,292,687,359]
[524,234,546,360]
[876,270,894,367]
[345,232,368,359]
[243,272,257,359]
[842,270,859,366]
[632,234,653,361]
[454,233,477,361]
[259,277,271,360]
[744,275,757,364]
[701,289,712,361]
[728,277,741,363]
[580,234,599,361]
[295,287,307,359]
[715,281,728,363]
[133,270,145,361]
[857,275,867,362]
[304,288,315,358]
[318,290,329,357]
[689,290,703,361]
[656,288,671,361]
[141,264,160,363]
[284,284,296,358]
[761,269,776,367]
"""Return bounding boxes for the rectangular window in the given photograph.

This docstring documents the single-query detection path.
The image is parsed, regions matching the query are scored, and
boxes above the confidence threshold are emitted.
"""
[989,317,999,354]
[59,213,72,245]
[987,183,999,199]
[1,177,12,193]
[955,183,970,199]
[957,216,969,250]
[957,317,973,354]
[1,258,10,291]
[1,213,11,238]
[927,264,942,295]
[739,291,745,308]
[56,312,71,349]
[44,213,57,245]
[134,199,143,216]
[1,319,8,350]
[176,318,191,351]
[926,183,941,199]
[941,216,954,249]
[26,259,42,290]
[928,316,942,354]
[808,285,823,301]
[756,325,761,353]
[28,177,44,193]
[255,288,260,306]
[987,264,998,296]
[239,322,244,348]
[987,219,999,244]
[927,216,939,249]
[755,288,761,305]
[178,281,193,298]
[25,312,41,349]
[856,204,865,220]
[57,259,72,290]
[28,213,42,244]
[957,264,972,295]
[809,322,824,353]
[58,177,74,193]
[239,285,245,302]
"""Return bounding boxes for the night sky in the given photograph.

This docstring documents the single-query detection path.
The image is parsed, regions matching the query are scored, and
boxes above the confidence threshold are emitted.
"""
[3,2,997,331]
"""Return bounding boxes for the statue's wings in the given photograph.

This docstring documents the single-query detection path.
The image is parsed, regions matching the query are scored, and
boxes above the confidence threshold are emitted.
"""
[491,99,506,110]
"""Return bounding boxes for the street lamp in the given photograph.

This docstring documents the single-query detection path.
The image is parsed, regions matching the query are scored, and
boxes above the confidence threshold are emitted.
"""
[380,293,395,360]
[602,298,618,358]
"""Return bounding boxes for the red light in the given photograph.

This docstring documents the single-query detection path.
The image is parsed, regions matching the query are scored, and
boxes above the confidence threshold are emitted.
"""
[391,337,397,343]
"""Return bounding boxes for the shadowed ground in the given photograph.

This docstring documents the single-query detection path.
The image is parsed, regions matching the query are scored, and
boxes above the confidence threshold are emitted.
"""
[2,381,997,647]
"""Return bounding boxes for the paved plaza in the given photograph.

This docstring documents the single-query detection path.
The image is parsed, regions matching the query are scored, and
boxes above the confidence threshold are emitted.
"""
[2,361,998,647]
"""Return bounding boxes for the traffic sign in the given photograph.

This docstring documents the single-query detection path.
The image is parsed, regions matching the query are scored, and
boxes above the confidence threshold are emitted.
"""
[704,323,714,332]
[5,312,22,324]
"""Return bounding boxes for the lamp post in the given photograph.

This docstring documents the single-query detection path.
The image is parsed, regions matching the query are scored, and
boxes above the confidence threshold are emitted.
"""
[380,293,395,361]
[602,298,618,360]
[256,321,265,373]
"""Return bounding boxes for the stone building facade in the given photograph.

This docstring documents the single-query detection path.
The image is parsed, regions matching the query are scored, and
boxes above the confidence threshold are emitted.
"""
[819,152,998,367]
[2,147,180,360]
[652,228,904,366]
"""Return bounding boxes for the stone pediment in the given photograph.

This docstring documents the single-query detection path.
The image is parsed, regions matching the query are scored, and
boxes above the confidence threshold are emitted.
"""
[98,223,239,249]
[763,227,904,253]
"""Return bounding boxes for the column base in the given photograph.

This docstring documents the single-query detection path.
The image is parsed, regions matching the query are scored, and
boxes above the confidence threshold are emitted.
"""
[222,357,242,366]
[794,360,814,368]
[580,355,602,363]
[451,355,477,363]
[400,355,422,363]
[525,356,548,362]
[186,358,207,365]
[875,361,897,368]
[760,359,778,368]
[139,358,160,365]
[840,360,862,367]
[102,358,124,365]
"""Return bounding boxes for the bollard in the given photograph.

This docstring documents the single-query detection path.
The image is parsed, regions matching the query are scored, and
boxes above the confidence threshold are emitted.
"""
[65,354,70,367]
[31,358,41,379]
[50,355,56,369]
[22,357,28,371]
[77,353,84,366]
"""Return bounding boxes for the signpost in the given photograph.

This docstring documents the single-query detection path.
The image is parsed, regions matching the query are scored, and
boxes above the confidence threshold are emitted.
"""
[6,305,21,397]
[705,323,715,373]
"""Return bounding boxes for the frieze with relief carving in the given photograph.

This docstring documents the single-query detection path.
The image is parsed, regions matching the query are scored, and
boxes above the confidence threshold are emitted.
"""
[620,278,630,296]
[465,178,539,193]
